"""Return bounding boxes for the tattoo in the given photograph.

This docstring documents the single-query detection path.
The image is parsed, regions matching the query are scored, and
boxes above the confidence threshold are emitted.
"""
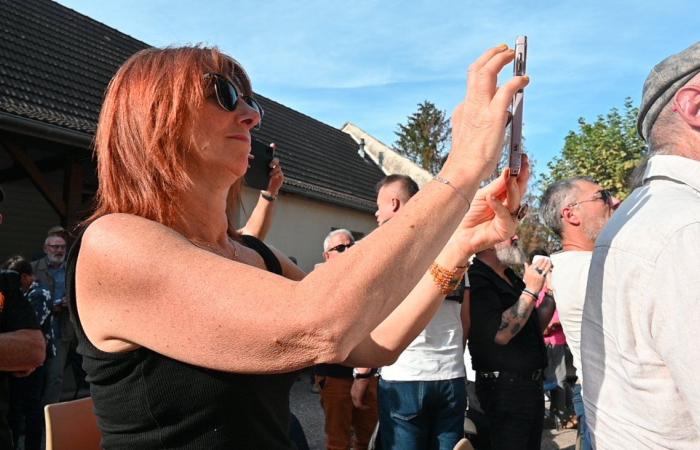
[497,295,536,338]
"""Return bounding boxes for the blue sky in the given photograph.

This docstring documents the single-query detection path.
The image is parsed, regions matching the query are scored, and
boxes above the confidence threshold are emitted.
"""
[58,0,698,176]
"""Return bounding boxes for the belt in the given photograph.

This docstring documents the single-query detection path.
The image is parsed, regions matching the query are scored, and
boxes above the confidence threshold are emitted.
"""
[476,369,543,382]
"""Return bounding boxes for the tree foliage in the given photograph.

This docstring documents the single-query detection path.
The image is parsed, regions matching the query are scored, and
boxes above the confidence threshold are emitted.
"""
[394,101,451,175]
[540,98,647,200]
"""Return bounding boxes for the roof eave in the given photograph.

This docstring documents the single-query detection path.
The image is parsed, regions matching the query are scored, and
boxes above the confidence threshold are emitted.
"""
[0,112,93,150]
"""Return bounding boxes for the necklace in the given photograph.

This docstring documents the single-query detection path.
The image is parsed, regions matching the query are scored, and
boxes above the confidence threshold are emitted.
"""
[189,236,238,260]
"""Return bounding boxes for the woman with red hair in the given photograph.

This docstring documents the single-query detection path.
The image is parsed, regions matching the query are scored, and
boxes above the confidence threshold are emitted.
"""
[68,44,529,448]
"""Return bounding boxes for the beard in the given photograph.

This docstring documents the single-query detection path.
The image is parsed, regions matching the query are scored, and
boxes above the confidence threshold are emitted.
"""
[582,215,608,243]
[495,244,526,267]
[47,253,65,265]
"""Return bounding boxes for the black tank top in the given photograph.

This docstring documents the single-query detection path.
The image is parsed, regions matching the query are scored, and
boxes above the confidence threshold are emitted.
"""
[67,232,296,449]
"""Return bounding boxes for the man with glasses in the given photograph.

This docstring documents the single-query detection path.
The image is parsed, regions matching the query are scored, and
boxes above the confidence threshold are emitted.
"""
[374,175,470,450]
[314,229,379,450]
[32,232,71,406]
[581,42,700,449]
[540,177,619,450]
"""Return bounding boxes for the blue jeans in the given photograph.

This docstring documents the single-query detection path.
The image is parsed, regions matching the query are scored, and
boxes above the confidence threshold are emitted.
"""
[572,383,592,450]
[378,377,466,450]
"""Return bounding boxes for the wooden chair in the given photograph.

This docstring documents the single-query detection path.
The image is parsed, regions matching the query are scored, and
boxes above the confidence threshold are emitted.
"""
[44,397,102,450]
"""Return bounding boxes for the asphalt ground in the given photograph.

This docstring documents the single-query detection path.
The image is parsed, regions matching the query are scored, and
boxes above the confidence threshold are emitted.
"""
[289,370,576,450]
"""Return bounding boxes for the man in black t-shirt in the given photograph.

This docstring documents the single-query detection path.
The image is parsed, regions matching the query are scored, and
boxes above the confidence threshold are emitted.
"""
[0,186,46,448]
[467,236,553,450]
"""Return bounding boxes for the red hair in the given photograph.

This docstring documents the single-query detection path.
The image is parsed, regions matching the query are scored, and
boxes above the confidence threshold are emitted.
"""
[89,46,252,226]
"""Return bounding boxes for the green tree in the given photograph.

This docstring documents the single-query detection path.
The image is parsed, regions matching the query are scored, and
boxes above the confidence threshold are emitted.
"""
[540,98,647,199]
[394,101,451,174]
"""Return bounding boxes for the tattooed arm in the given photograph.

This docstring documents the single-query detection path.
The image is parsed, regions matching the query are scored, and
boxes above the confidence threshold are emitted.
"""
[494,258,551,346]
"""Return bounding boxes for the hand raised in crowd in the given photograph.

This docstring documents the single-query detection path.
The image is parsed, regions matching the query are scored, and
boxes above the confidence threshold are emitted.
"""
[523,255,552,295]
[449,156,531,256]
[441,44,530,185]
[263,156,284,198]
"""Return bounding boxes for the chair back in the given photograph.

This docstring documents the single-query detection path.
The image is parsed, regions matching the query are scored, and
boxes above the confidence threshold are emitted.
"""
[44,397,102,450]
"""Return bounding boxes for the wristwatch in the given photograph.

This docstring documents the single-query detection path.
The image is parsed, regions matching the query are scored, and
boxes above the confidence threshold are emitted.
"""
[261,191,277,202]
[352,368,377,379]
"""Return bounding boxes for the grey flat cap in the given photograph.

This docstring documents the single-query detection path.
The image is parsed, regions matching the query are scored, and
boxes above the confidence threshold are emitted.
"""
[638,41,700,142]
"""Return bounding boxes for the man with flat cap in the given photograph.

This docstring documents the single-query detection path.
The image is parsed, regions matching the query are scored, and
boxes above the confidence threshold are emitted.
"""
[581,41,700,449]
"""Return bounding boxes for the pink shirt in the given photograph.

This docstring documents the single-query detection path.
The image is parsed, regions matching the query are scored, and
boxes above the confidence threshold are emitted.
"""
[537,291,566,346]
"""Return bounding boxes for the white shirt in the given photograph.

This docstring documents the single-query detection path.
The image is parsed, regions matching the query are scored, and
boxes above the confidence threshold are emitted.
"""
[381,299,466,381]
[550,251,591,383]
[582,155,700,449]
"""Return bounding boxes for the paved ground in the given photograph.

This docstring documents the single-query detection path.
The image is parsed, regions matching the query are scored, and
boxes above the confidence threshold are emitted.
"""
[290,371,576,450]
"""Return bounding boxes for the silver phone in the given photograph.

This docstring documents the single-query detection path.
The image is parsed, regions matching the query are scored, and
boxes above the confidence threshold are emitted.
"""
[508,35,527,176]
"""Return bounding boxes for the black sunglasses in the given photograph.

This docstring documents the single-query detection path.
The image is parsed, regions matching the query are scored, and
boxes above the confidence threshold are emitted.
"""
[205,73,264,129]
[328,242,354,253]
[567,189,614,209]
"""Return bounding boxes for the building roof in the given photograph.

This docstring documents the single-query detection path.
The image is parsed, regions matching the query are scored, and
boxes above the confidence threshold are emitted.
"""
[0,0,384,212]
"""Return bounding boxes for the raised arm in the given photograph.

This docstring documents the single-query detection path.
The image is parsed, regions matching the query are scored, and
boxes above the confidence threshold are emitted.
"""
[238,156,284,240]
[494,259,551,345]
[344,167,528,367]
[77,45,529,374]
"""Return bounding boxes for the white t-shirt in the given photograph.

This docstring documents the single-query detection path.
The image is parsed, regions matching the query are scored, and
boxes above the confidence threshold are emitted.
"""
[550,251,591,383]
[381,299,466,381]
[582,155,700,449]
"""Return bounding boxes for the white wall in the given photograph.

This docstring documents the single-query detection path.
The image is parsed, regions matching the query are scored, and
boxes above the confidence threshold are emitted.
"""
[239,186,376,273]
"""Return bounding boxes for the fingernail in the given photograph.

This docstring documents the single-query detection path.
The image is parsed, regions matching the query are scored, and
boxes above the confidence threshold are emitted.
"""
[498,43,508,51]
[523,75,530,82]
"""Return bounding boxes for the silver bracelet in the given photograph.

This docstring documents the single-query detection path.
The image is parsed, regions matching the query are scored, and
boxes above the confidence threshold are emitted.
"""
[433,175,471,208]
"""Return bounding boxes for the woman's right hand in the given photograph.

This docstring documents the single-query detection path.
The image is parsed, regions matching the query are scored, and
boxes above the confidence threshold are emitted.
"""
[523,257,552,295]
[440,44,530,186]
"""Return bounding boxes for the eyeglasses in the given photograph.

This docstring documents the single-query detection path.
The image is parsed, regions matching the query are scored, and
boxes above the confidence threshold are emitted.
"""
[327,242,354,253]
[205,73,264,129]
[567,189,614,209]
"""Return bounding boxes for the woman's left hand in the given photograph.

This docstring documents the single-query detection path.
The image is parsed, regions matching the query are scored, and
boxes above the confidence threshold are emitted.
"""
[452,155,530,255]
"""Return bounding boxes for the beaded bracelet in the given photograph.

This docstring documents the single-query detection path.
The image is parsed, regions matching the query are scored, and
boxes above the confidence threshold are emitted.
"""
[429,262,466,295]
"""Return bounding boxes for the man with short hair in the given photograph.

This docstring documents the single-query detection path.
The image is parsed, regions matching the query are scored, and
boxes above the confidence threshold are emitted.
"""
[32,234,71,406]
[375,174,470,450]
[0,187,46,448]
[539,177,619,450]
[314,228,379,450]
[582,42,700,449]
[467,236,554,450]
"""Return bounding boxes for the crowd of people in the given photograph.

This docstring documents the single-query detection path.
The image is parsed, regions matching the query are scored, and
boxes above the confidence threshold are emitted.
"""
[0,39,698,450]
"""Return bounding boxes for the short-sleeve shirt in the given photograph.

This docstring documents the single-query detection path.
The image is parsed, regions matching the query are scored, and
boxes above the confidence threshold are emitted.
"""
[467,258,546,373]
[0,270,40,447]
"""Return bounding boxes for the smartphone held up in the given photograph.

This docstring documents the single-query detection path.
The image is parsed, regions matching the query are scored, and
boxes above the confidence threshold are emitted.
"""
[507,35,527,177]
[245,141,276,191]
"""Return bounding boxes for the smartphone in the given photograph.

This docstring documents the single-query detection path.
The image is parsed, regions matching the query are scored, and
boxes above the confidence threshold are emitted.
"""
[244,141,275,190]
[508,35,527,177]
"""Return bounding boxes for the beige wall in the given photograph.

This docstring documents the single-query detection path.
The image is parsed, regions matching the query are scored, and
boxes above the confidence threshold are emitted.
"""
[0,176,63,262]
[239,186,377,273]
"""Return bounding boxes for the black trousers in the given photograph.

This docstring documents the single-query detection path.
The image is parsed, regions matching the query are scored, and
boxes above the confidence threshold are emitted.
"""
[473,374,544,450]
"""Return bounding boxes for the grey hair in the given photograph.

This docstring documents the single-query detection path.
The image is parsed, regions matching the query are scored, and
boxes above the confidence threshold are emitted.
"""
[540,177,595,238]
[323,228,354,251]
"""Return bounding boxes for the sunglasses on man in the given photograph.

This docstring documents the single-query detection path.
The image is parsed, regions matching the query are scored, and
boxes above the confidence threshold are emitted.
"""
[328,242,354,253]
[205,73,264,130]
[567,189,615,209]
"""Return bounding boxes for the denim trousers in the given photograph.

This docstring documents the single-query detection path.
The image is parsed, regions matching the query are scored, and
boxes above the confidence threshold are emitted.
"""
[475,374,544,450]
[572,383,592,450]
[378,377,466,450]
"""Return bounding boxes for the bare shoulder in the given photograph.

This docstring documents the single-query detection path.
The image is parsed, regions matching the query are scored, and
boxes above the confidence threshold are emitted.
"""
[82,213,185,255]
